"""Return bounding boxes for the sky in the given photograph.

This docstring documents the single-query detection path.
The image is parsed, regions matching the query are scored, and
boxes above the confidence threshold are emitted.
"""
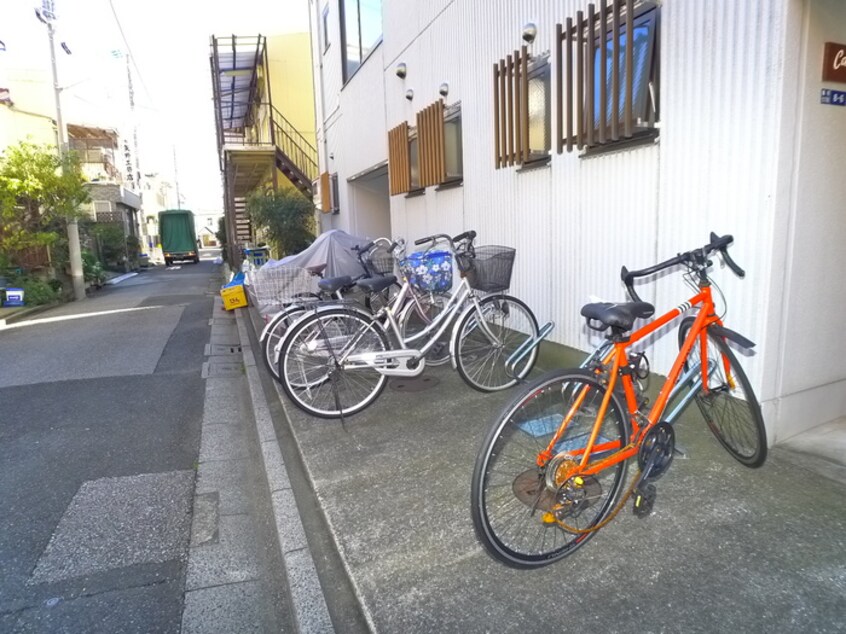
[1,0,310,214]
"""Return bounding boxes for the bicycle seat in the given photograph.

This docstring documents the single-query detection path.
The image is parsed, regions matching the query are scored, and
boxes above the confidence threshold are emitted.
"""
[356,274,397,293]
[581,301,655,332]
[318,275,354,293]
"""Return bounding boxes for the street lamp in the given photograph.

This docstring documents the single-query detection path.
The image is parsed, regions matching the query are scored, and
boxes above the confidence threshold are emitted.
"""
[36,1,86,301]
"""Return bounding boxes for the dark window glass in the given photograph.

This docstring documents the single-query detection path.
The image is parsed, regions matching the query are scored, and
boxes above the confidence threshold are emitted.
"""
[330,173,340,212]
[591,9,658,129]
[341,0,382,82]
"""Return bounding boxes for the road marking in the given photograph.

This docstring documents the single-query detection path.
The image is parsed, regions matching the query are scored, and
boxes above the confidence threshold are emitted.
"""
[167,266,182,270]
[0,305,163,331]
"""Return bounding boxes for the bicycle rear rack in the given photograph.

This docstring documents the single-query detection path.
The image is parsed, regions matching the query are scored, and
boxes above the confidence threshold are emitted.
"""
[505,321,555,379]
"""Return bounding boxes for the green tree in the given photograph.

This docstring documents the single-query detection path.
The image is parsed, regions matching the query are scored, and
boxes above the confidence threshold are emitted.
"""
[0,142,89,260]
[246,188,315,257]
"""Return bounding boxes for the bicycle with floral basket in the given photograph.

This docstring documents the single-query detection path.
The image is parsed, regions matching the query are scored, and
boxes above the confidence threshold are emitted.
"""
[276,230,552,418]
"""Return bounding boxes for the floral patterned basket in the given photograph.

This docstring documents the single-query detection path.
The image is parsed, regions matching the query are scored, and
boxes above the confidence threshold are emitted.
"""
[400,250,454,292]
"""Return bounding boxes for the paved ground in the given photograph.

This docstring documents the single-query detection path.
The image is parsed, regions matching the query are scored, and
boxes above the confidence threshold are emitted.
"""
[248,307,846,633]
[0,258,292,633]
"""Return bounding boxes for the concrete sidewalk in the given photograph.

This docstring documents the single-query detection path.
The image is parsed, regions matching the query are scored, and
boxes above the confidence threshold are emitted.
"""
[241,305,846,633]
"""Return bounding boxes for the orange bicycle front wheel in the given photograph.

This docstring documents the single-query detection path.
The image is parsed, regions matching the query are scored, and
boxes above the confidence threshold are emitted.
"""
[678,319,767,467]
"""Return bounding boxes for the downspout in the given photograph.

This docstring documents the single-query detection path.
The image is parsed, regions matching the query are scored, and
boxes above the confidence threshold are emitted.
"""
[308,0,331,229]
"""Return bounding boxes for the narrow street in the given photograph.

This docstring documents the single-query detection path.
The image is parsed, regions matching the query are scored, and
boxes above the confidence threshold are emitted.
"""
[0,257,288,632]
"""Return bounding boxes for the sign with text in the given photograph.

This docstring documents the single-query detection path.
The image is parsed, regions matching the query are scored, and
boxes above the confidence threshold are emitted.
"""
[821,89,846,106]
[823,42,846,83]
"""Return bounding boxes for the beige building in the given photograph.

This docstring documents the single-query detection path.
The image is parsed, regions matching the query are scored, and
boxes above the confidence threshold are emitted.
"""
[210,33,318,263]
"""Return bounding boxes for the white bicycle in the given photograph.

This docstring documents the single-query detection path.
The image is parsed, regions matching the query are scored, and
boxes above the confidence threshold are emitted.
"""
[277,230,547,418]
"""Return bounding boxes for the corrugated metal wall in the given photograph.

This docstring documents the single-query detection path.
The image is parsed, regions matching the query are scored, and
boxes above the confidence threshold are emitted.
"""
[314,0,793,406]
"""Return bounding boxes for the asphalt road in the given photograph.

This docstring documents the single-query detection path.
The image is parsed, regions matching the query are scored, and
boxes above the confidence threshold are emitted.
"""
[0,261,214,632]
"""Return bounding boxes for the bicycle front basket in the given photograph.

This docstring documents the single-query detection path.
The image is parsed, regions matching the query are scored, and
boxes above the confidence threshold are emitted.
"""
[462,245,515,293]
[400,250,453,292]
[364,244,395,277]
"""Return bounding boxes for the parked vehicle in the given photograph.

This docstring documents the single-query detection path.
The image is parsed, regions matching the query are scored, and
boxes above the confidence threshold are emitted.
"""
[471,233,766,568]
[159,209,199,265]
[277,231,548,419]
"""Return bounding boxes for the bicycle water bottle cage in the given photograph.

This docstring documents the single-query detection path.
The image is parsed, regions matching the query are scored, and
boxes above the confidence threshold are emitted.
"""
[356,275,397,293]
[318,275,354,294]
[580,301,655,336]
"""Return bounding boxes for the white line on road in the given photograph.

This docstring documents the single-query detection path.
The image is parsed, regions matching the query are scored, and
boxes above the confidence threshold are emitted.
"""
[0,306,166,331]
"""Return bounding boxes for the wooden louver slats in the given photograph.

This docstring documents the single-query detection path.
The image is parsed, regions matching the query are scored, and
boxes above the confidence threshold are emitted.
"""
[418,100,445,188]
[493,45,530,169]
[556,0,642,153]
[388,122,411,195]
[319,171,331,212]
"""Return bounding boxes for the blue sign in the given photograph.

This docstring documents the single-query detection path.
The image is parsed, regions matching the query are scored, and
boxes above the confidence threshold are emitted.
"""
[821,89,846,106]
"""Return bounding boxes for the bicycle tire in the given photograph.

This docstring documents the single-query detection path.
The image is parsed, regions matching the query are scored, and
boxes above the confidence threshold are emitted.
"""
[471,369,630,568]
[678,318,767,467]
[454,294,539,392]
[262,305,309,382]
[399,292,451,366]
[279,307,389,418]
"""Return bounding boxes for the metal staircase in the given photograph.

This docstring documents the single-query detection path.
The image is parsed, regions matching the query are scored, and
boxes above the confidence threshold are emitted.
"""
[271,105,318,196]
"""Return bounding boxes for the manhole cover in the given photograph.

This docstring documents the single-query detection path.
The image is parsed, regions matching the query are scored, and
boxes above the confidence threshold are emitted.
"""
[389,375,440,392]
[202,360,243,378]
[204,343,242,356]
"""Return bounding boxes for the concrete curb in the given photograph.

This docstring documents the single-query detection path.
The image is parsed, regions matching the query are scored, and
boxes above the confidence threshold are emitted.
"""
[234,309,335,634]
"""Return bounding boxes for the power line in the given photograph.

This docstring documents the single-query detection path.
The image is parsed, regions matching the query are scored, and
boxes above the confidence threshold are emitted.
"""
[107,0,155,109]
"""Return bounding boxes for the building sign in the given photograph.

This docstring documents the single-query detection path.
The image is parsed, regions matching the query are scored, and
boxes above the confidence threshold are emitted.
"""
[822,42,846,84]
[821,89,846,107]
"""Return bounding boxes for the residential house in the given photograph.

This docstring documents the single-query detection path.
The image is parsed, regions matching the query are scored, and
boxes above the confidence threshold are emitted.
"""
[308,0,846,445]
[210,33,318,264]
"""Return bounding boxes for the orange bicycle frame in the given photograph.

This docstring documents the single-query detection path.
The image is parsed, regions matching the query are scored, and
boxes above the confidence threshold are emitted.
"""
[538,284,723,479]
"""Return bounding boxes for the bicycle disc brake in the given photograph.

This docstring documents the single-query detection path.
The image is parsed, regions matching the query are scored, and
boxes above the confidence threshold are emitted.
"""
[511,468,601,521]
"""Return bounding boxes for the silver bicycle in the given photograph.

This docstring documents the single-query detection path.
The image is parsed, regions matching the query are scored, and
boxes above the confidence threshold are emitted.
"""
[277,230,546,418]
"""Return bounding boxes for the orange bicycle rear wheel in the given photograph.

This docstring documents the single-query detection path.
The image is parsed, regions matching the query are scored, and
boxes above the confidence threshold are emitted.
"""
[471,369,630,568]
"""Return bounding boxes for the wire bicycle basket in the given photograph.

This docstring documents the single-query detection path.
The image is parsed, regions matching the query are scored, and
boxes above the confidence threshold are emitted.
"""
[400,250,454,292]
[456,245,515,293]
[363,243,395,277]
[245,266,320,316]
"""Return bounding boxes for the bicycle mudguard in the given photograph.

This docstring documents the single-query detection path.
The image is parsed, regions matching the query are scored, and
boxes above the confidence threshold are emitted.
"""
[709,324,756,349]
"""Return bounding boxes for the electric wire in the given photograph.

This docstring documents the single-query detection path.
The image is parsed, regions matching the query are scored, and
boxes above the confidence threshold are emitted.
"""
[107,0,156,109]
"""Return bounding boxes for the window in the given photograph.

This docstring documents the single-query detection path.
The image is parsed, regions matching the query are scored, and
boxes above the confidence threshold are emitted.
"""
[443,105,463,182]
[330,173,340,213]
[527,59,551,161]
[556,0,660,153]
[340,0,382,82]
[408,134,420,190]
[322,5,330,53]
[493,46,548,168]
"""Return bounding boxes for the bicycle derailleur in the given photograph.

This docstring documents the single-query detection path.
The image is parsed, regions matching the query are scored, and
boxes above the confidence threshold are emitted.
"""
[632,422,675,519]
[511,458,603,530]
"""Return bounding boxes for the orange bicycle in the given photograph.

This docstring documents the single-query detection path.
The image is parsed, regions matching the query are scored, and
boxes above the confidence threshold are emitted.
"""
[471,233,767,568]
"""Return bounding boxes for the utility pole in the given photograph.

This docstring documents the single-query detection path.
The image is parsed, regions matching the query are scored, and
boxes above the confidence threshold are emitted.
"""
[38,2,86,301]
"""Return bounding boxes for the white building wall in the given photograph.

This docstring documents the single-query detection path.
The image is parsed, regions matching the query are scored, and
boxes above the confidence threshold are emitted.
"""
[769,0,846,441]
[311,0,846,443]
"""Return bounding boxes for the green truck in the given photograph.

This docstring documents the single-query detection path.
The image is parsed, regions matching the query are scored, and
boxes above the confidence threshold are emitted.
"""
[158,209,199,266]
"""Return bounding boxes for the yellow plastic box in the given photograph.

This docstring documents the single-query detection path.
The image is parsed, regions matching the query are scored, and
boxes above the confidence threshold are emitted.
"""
[220,284,248,310]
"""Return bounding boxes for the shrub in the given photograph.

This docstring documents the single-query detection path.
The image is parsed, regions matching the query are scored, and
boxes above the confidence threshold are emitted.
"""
[14,276,58,305]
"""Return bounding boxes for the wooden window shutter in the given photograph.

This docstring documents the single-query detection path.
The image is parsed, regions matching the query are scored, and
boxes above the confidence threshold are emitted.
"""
[493,45,530,168]
[417,100,445,188]
[388,122,411,195]
[319,171,332,213]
